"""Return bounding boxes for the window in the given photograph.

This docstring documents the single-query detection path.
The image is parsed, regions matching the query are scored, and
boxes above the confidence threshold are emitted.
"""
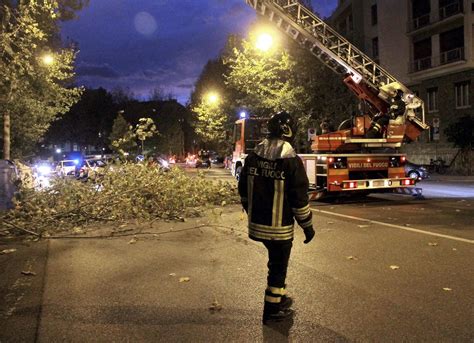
[427,88,438,112]
[413,38,432,71]
[440,26,464,64]
[455,81,470,108]
[372,37,379,59]
[371,4,378,25]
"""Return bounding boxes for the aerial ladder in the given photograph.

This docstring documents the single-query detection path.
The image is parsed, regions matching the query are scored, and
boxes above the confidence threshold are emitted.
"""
[244,0,430,152]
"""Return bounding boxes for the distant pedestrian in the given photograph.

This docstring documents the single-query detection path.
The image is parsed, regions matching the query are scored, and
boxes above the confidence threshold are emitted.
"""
[238,111,315,324]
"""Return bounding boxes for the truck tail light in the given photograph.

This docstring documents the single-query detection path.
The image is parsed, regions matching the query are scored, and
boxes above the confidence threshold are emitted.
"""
[344,181,357,189]
[390,156,407,168]
[403,179,413,186]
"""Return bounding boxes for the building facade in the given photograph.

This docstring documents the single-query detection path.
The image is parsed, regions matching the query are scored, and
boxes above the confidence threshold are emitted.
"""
[329,0,473,168]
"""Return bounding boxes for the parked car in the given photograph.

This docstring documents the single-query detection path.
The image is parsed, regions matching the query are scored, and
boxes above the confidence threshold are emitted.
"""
[196,155,211,168]
[56,159,80,177]
[185,154,197,167]
[210,155,225,168]
[405,161,429,180]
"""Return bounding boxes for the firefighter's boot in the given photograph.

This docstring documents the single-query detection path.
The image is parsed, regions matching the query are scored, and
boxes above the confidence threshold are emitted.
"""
[262,286,294,324]
[280,287,293,309]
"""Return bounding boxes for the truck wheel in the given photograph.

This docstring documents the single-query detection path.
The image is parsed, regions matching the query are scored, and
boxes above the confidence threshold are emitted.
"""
[235,166,242,181]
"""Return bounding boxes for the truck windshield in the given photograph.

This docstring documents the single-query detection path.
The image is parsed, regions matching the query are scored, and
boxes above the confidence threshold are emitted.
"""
[245,119,267,152]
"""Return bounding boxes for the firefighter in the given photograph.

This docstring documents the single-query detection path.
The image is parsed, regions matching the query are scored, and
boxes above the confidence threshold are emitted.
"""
[367,89,406,138]
[238,111,315,324]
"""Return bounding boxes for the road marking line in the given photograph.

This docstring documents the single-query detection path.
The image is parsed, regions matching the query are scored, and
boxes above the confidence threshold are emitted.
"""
[310,208,474,244]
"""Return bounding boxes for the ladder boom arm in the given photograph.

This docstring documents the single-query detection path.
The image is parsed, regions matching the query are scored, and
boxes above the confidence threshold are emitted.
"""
[245,0,427,124]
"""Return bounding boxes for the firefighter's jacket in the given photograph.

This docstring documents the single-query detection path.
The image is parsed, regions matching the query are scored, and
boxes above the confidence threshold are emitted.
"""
[238,138,313,242]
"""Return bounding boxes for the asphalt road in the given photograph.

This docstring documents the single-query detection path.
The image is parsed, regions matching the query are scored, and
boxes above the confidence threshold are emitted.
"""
[1,167,473,342]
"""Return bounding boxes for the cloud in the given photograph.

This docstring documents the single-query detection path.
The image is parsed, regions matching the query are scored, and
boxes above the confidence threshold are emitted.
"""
[76,62,121,78]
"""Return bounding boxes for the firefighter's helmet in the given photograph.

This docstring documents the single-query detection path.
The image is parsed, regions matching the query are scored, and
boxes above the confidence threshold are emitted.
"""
[267,111,296,141]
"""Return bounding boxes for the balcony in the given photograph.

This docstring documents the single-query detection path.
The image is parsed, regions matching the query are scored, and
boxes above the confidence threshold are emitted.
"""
[439,1,463,20]
[408,13,431,32]
[440,47,465,65]
[411,56,432,72]
[407,1,463,33]
[410,47,465,73]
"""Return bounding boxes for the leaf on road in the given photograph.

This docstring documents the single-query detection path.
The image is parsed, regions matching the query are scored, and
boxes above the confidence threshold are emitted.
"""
[358,225,369,228]
[169,273,176,277]
[404,224,411,227]
[179,277,190,283]
[452,248,457,251]
[209,300,222,312]
[442,287,452,291]
[72,227,83,234]
[428,242,439,246]
[327,221,334,224]
[389,265,400,270]
[0,249,17,255]
[455,209,461,212]
[128,237,138,244]
[21,270,36,276]
[346,256,358,260]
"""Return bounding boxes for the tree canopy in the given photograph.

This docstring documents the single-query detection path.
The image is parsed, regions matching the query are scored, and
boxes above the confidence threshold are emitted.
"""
[0,0,85,158]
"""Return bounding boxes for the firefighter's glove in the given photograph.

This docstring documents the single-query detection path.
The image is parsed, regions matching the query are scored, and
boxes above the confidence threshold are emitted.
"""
[303,227,315,244]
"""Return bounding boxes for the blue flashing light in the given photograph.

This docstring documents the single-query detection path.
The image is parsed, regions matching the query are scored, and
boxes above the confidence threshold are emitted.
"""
[73,159,80,165]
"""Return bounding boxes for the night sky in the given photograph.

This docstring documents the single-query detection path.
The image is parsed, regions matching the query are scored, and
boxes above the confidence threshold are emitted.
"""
[61,0,337,105]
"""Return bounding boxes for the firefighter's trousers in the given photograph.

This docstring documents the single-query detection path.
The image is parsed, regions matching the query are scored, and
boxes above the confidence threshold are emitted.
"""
[262,240,293,288]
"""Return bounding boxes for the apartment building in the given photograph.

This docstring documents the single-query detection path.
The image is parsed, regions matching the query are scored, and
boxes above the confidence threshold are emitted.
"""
[329,0,473,165]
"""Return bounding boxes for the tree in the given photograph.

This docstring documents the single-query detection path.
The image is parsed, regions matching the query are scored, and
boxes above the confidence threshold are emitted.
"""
[44,88,116,153]
[225,34,308,118]
[108,112,135,155]
[0,1,82,159]
[192,96,228,151]
[134,118,157,155]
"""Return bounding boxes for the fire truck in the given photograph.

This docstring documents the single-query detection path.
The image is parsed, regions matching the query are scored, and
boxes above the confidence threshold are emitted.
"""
[231,0,430,200]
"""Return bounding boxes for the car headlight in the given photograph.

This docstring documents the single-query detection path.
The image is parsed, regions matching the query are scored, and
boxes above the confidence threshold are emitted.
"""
[37,165,52,175]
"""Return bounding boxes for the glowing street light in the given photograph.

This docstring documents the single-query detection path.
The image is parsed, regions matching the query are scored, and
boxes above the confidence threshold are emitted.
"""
[55,148,62,154]
[206,92,220,105]
[256,32,274,52]
[41,53,54,66]
[240,111,247,119]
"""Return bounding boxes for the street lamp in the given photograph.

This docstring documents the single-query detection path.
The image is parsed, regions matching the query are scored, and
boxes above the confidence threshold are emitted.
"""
[206,92,220,105]
[41,53,54,66]
[256,32,274,52]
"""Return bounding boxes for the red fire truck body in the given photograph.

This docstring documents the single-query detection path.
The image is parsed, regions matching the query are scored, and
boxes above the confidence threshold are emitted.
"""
[231,117,417,200]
